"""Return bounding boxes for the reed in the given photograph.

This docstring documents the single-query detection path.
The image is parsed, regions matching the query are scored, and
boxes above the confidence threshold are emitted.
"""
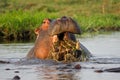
[0,0,120,41]
[75,14,120,33]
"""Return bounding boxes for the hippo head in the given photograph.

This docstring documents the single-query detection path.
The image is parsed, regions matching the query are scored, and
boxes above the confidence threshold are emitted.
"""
[48,16,81,40]
[27,16,82,60]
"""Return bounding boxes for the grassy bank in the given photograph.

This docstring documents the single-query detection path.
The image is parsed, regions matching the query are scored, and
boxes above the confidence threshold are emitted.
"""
[0,11,58,41]
[0,0,120,41]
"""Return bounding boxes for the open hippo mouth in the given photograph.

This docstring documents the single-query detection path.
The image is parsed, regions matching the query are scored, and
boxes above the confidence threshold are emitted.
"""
[26,16,91,62]
[48,16,81,37]
[47,16,83,62]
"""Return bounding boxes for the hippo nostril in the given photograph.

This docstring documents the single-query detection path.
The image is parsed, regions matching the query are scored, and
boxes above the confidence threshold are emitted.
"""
[61,16,68,21]
[61,16,67,19]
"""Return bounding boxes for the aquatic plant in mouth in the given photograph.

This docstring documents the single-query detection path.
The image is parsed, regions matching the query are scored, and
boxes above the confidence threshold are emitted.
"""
[48,39,89,62]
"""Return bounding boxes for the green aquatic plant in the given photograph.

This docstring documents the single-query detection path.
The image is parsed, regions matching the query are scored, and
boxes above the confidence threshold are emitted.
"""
[48,39,89,62]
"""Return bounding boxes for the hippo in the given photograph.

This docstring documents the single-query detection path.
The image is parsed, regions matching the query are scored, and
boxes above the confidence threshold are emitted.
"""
[26,16,92,61]
[1,16,120,73]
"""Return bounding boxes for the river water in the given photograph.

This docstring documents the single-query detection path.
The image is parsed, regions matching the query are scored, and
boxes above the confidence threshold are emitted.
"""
[0,32,120,80]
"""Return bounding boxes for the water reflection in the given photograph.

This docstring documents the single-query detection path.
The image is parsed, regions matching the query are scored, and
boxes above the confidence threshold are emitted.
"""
[0,32,120,80]
[80,32,120,58]
[35,65,81,80]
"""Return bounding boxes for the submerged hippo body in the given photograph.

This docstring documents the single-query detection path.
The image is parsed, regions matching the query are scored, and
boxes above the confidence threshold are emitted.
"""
[27,16,92,60]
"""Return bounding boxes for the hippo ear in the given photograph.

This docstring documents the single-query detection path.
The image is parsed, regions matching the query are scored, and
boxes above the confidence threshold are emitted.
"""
[48,17,81,36]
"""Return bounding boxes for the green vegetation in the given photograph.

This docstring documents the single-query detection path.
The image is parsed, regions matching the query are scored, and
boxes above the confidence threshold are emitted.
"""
[0,0,120,41]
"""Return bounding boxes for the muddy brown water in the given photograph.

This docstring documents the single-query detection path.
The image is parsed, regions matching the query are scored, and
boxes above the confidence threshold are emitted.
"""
[0,32,120,80]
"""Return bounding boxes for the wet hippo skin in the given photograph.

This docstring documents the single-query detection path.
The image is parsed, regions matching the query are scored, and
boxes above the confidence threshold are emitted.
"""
[27,18,52,59]
[27,16,91,59]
